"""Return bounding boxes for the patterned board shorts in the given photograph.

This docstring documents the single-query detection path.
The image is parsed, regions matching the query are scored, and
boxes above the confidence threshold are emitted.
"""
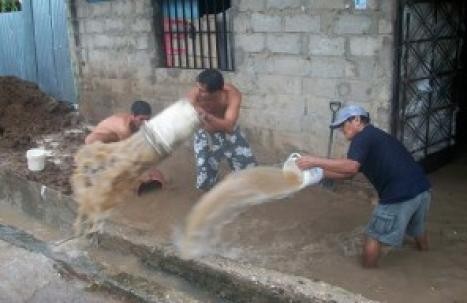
[193,127,257,190]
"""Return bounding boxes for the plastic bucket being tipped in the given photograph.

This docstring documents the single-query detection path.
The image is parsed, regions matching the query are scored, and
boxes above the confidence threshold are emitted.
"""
[26,148,46,171]
[283,153,324,189]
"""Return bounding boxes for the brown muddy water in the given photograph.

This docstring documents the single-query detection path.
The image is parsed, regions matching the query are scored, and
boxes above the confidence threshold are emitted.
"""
[178,166,304,258]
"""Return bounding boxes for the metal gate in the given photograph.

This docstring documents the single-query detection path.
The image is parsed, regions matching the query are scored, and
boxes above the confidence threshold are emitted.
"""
[393,0,466,169]
[0,0,76,103]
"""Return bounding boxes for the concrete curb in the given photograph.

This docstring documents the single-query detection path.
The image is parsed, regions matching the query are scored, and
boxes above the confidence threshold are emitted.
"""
[0,170,378,303]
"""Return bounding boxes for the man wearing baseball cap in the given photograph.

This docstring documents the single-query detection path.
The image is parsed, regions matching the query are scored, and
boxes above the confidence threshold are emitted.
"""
[296,105,431,268]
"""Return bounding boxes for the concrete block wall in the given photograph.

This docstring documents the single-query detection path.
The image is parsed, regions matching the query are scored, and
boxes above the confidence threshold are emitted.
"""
[72,0,396,161]
[234,0,396,159]
[73,0,166,121]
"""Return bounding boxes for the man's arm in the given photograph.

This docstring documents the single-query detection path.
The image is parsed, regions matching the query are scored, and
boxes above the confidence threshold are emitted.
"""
[296,155,360,179]
[84,132,119,144]
[323,170,355,179]
[199,84,241,133]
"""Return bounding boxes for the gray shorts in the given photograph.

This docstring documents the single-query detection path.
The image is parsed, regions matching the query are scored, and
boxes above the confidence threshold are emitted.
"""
[366,190,431,247]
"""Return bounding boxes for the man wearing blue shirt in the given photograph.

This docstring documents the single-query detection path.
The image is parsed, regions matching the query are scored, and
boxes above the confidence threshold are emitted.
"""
[296,105,431,268]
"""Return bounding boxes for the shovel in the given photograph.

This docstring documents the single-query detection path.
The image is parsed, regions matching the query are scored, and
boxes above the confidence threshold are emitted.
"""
[321,101,341,190]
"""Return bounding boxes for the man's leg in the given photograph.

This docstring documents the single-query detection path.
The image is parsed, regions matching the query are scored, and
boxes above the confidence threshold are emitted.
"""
[225,128,256,171]
[365,203,404,268]
[414,232,429,251]
[407,191,431,251]
[362,236,381,268]
[194,130,219,190]
[194,130,230,190]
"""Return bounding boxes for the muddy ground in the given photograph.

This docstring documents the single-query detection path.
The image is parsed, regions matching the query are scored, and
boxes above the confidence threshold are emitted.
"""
[0,76,87,194]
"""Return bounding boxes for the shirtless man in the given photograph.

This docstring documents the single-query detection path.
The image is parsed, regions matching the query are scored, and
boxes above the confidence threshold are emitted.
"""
[85,100,165,194]
[186,69,256,190]
[85,100,151,144]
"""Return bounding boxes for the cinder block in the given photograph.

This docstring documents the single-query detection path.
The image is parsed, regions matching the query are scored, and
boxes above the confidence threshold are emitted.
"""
[378,19,393,34]
[92,34,113,49]
[85,19,106,34]
[227,75,259,94]
[136,35,150,50]
[233,14,251,33]
[307,0,346,9]
[134,0,148,15]
[349,37,382,56]
[267,34,301,54]
[105,19,128,32]
[334,15,373,34]
[131,18,152,33]
[260,94,306,116]
[236,53,271,74]
[90,1,111,17]
[269,55,311,76]
[77,5,89,18]
[251,13,281,32]
[111,36,132,50]
[78,21,86,35]
[265,0,302,10]
[338,80,374,102]
[302,78,337,98]
[284,15,320,33]
[345,57,378,80]
[112,1,134,16]
[308,35,345,56]
[237,0,265,12]
[237,33,266,53]
[256,75,302,95]
[310,57,345,78]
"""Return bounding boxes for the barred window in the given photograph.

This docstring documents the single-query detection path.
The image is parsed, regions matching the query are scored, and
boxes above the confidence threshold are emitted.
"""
[159,0,233,71]
[0,0,21,13]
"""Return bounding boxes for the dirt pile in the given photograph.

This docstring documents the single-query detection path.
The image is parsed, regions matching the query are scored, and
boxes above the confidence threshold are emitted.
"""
[0,76,87,194]
[0,76,79,149]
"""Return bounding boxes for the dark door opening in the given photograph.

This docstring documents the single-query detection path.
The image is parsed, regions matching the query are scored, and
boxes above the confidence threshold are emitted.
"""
[393,0,466,172]
[455,18,467,150]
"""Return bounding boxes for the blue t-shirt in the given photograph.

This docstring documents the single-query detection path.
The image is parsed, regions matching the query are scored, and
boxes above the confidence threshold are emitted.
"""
[347,125,430,204]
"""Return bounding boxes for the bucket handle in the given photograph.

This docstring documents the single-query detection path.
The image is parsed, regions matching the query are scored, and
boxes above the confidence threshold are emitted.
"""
[287,153,302,161]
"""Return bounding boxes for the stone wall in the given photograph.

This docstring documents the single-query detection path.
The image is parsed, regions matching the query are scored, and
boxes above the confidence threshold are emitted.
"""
[71,0,396,160]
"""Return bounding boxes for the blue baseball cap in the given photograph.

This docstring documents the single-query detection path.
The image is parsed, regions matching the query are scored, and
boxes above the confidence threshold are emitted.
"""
[330,105,369,128]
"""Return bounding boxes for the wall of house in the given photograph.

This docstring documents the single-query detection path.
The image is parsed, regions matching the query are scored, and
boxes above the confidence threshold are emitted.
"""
[72,0,396,160]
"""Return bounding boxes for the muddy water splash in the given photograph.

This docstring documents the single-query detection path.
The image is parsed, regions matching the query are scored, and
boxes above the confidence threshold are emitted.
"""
[178,167,303,259]
[72,100,199,236]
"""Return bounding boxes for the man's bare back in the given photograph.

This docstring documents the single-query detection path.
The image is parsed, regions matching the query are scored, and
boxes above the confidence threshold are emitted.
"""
[85,113,135,144]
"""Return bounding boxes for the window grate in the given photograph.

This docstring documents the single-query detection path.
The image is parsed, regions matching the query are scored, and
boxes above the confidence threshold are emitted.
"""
[158,0,234,71]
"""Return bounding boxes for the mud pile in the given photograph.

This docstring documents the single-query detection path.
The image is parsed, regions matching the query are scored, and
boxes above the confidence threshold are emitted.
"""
[0,76,79,149]
[0,76,86,194]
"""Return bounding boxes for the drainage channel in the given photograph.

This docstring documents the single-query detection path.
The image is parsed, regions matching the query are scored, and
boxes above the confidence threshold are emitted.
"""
[0,206,227,303]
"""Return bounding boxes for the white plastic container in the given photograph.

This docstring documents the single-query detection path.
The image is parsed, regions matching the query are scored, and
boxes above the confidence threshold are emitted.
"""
[283,153,324,188]
[143,99,200,154]
[26,148,46,171]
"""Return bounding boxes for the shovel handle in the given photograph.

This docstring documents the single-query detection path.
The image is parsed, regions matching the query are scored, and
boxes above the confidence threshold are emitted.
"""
[329,101,341,115]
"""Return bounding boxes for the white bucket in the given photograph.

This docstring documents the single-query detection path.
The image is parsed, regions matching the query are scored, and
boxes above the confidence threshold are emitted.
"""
[283,153,324,188]
[26,148,46,171]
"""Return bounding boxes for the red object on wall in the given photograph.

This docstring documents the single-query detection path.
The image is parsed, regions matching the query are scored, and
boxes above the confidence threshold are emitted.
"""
[164,18,192,67]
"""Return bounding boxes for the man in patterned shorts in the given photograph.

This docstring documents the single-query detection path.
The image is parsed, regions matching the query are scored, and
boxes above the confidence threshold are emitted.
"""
[186,69,257,190]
